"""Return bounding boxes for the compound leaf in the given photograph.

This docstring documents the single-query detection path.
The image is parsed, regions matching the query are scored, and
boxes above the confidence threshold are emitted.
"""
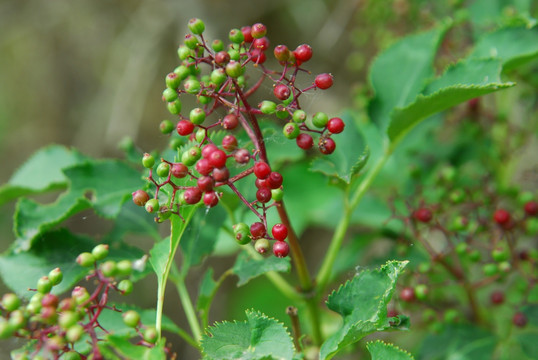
[367,340,414,360]
[319,260,408,360]
[232,252,291,287]
[201,309,295,360]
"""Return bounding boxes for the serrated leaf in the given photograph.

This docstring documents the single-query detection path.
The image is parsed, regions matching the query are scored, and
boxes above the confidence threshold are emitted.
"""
[0,145,86,205]
[367,340,414,360]
[102,335,166,360]
[319,260,408,360]
[232,252,291,286]
[470,26,538,70]
[309,112,368,184]
[103,201,160,243]
[388,58,514,144]
[368,26,449,131]
[201,309,295,360]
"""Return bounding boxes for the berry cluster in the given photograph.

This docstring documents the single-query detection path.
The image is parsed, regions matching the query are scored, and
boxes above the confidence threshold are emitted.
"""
[1,245,161,360]
[132,19,345,257]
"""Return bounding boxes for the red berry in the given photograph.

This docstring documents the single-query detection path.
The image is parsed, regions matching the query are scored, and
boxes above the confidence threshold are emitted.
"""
[195,158,214,176]
[294,44,313,62]
[400,287,416,302]
[250,222,266,239]
[250,23,267,39]
[197,176,215,192]
[274,45,290,62]
[234,149,250,164]
[524,201,538,216]
[512,312,527,327]
[222,135,238,152]
[267,172,283,189]
[132,190,150,206]
[253,37,269,51]
[177,120,195,136]
[490,291,504,305]
[272,224,288,241]
[250,49,266,64]
[327,117,345,134]
[319,137,336,154]
[296,133,314,150]
[255,178,268,189]
[254,162,271,179]
[222,114,239,130]
[203,191,219,207]
[414,208,433,223]
[273,84,291,101]
[209,149,227,168]
[493,209,511,225]
[213,167,230,182]
[273,241,289,258]
[171,163,189,178]
[256,188,272,203]
[241,26,253,43]
[214,51,230,66]
[184,187,202,204]
[202,144,219,159]
[315,73,333,89]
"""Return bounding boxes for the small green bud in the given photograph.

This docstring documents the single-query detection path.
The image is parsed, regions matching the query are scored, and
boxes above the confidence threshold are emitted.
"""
[165,72,181,89]
[177,45,192,60]
[483,263,499,276]
[0,319,14,339]
[198,94,211,104]
[66,324,84,343]
[8,310,26,330]
[59,311,80,329]
[92,244,109,261]
[415,284,428,300]
[72,286,90,305]
[184,34,199,49]
[144,326,158,344]
[211,39,224,52]
[195,128,206,143]
[174,65,190,80]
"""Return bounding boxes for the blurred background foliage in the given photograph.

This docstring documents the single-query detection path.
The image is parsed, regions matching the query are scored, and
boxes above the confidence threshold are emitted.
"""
[1,0,537,359]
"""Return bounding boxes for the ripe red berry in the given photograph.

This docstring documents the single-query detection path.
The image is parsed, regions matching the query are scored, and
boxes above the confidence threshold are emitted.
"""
[195,158,214,176]
[294,44,313,62]
[256,188,272,203]
[171,163,189,178]
[493,209,511,225]
[490,291,504,305]
[315,73,333,89]
[272,223,288,241]
[222,135,238,152]
[273,84,291,101]
[209,149,227,168]
[197,176,215,192]
[512,312,528,327]
[202,144,219,158]
[273,241,289,258]
[254,162,271,179]
[250,222,266,239]
[222,114,239,130]
[414,208,433,223]
[132,190,150,206]
[212,167,230,182]
[267,172,283,189]
[327,117,345,134]
[524,201,538,216]
[255,178,268,189]
[203,191,219,207]
[214,51,231,66]
[250,23,267,39]
[241,26,253,43]
[234,148,250,164]
[319,137,336,155]
[184,187,202,205]
[400,287,416,302]
[177,120,195,136]
[250,49,266,64]
[274,45,290,62]
[253,37,269,51]
[296,133,314,150]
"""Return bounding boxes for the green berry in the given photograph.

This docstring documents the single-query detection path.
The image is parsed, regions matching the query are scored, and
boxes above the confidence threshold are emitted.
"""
[76,252,95,267]
[228,28,244,43]
[59,311,80,329]
[47,267,63,286]
[144,326,158,344]
[254,238,270,254]
[156,162,170,177]
[116,260,133,277]
[142,153,155,168]
[498,261,511,273]
[469,249,481,262]
[169,137,185,150]
[491,245,510,262]
[0,320,14,339]
[233,223,251,245]
[525,218,538,235]
[211,68,227,86]
[145,198,159,213]
[182,146,202,166]
[8,310,26,330]
[72,286,90,305]
[259,100,276,114]
[276,108,289,119]
[283,123,300,139]
[455,242,468,256]
[271,188,284,201]
[312,112,329,128]
[167,99,182,114]
[195,128,206,143]
[188,18,205,35]
[415,284,428,300]
[190,108,206,125]
[118,279,133,295]
[100,260,117,277]
[92,244,109,261]
[184,34,199,49]
[444,309,459,323]
[165,72,181,89]
[66,324,84,343]
[211,39,224,52]
[159,205,172,220]
[123,310,140,328]
[160,119,175,134]
[174,65,190,80]
[198,94,211,104]
[449,189,465,203]
[177,45,192,60]
[226,60,243,78]
[292,110,307,123]
[63,352,82,360]
[162,87,178,102]
[228,49,240,61]
[2,293,20,312]
[184,78,201,94]
[417,262,431,273]
[483,263,499,276]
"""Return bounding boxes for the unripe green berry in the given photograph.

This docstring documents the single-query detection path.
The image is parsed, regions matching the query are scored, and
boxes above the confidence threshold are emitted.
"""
[228,49,240,61]
[184,78,201,94]
[254,238,270,254]
[160,119,175,134]
[0,320,14,339]
[184,34,199,49]
[233,223,250,245]
[63,352,82,360]
[211,39,224,52]
[59,311,80,329]
[190,108,206,125]
[167,99,182,114]
[188,18,205,35]
[198,94,211,104]
[259,100,276,114]
[2,293,20,312]
[77,252,96,267]
[145,198,159,213]
[72,286,90,305]
[417,262,431,273]
[283,123,300,139]
[469,250,481,262]
[159,205,172,220]
[36,276,52,294]
[122,310,140,328]
[100,260,117,277]
[211,68,227,86]
[92,244,109,261]
[66,324,84,343]
[182,146,202,166]
[292,110,307,123]
[144,326,158,344]
[162,88,178,102]
[118,279,133,295]
[491,246,510,262]
[271,188,284,201]
[48,267,63,286]
[415,284,428,300]
[228,28,244,43]
[116,260,133,277]
[498,261,511,273]
[156,162,170,177]
[455,242,468,256]
[225,60,243,78]
[8,310,26,330]
[483,263,499,276]
[449,189,465,203]
[195,128,206,143]
[276,108,289,119]
[444,309,459,323]
[165,72,182,89]
[174,65,190,80]
[30,292,44,306]
[142,153,155,169]
[312,112,329,128]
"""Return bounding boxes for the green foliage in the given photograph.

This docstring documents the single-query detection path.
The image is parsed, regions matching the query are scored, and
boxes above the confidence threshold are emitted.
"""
[101,335,166,360]
[233,252,291,286]
[367,340,414,360]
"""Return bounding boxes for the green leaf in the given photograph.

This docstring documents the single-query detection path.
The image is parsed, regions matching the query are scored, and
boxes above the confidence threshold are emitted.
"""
[232,252,291,286]
[470,26,538,70]
[319,260,408,360]
[368,26,449,131]
[197,267,218,315]
[309,112,368,184]
[103,201,160,243]
[201,309,295,360]
[102,335,166,360]
[0,145,86,205]
[367,340,414,360]
[388,58,515,144]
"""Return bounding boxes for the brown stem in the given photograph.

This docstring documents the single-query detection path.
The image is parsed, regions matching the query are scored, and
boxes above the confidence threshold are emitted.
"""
[286,306,302,351]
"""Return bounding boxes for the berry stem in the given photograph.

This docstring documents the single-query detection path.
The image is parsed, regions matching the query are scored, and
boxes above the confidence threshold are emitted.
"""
[172,267,202,343]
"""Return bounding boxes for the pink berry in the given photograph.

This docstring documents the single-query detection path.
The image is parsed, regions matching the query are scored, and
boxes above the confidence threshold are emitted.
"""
[250,49,266,64]
[202,144,219,159]
[273,84,291,101]
[171,163,189,178]
[315,73,333,90]
[184,187,202,205]
[273,241,289,258]
[212,167,230,182]
[250,23,267,39]
[490,291,504,305]
[294,44,313,62]
[254,162,271,179]
[319,137,336,155]
[255,178,268,189]
[222,135,238,152]
[253,37,269,51]
[132,190,150,206]
[214,51,230,65]
[241,26,253,43]
[197,176,215,192]
[400,287,416,302]
[234,148,250,164]
[513,312,527,327]
[256,188,272,203]
[296,133,313,150]
[209,149,227,168]
[414,208,432,223]
[177,120,195,136]
[274,45,290,62]
[203,191,219,207]
[250,222,266,239]
[327,117,345,134]
[195,158,214,176]
[222,114,239,130]
[272,223,288,241]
